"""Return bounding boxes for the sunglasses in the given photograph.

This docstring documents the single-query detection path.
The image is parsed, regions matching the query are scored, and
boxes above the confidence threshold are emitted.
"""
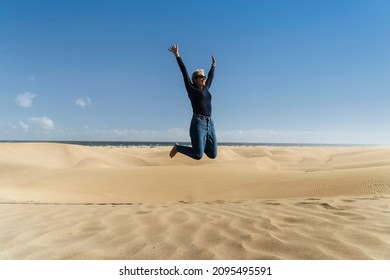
[196,75,206,79]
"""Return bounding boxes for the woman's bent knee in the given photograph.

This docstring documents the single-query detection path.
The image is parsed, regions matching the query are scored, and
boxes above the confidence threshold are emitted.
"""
[206,153,217,159]
[194,153,203,160]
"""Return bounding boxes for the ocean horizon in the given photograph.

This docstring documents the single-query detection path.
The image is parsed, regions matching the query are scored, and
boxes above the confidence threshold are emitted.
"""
[0,140,378,148]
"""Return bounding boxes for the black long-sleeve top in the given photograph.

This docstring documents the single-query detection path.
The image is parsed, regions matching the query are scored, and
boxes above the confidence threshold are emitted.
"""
[176,57,215,117]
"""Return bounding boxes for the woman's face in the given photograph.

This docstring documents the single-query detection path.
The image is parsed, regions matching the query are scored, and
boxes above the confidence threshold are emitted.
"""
[195,75,206,88]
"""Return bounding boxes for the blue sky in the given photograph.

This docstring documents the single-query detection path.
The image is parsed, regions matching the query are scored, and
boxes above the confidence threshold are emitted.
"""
[1,0,389,144]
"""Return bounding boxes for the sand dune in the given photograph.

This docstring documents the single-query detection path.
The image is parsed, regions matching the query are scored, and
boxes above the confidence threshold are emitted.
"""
[0,143,389,259]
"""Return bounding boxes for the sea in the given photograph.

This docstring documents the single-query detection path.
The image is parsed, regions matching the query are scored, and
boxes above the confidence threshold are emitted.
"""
[0,140,375,148]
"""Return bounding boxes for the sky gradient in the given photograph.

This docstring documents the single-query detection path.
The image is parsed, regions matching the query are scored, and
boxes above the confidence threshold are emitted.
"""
[1,0,389,144]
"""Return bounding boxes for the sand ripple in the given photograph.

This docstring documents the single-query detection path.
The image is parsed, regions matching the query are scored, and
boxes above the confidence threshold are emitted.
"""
[0,196,389,260]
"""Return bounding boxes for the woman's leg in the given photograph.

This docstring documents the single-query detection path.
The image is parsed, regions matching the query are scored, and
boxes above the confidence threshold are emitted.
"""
[171,115,207,160]
[205,119,218,159]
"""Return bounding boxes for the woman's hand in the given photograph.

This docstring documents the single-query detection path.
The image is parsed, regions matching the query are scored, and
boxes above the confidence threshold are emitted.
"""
[168,44,180,57]
[212,55,216,67]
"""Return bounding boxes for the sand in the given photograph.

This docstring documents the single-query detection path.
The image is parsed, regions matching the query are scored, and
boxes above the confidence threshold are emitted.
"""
[0,143,389,259]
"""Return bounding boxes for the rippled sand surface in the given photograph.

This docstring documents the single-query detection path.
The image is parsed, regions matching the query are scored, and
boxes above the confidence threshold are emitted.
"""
[0,143,389,259]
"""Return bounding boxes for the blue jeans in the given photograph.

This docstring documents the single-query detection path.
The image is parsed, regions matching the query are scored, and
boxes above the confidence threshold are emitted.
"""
[176,114,218,160]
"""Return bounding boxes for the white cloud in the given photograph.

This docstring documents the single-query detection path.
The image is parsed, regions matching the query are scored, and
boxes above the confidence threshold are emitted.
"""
[7,122,18,130]
[28,117,55,130]
[18,121,29,132]
[81,128,186,141]
[15,92,37,108]
[216,129,381,144]
[76,97,92,108]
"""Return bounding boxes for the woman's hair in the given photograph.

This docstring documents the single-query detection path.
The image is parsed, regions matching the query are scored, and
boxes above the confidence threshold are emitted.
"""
[191,69,205,83]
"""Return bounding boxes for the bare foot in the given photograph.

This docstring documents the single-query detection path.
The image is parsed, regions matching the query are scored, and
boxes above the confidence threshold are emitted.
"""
[169,143,178,158]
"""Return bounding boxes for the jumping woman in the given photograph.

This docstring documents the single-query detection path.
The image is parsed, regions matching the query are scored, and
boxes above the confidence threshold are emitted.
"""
[168,43,218,160]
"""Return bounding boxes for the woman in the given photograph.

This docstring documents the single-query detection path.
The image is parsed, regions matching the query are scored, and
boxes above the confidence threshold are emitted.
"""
[168,43,218,160]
